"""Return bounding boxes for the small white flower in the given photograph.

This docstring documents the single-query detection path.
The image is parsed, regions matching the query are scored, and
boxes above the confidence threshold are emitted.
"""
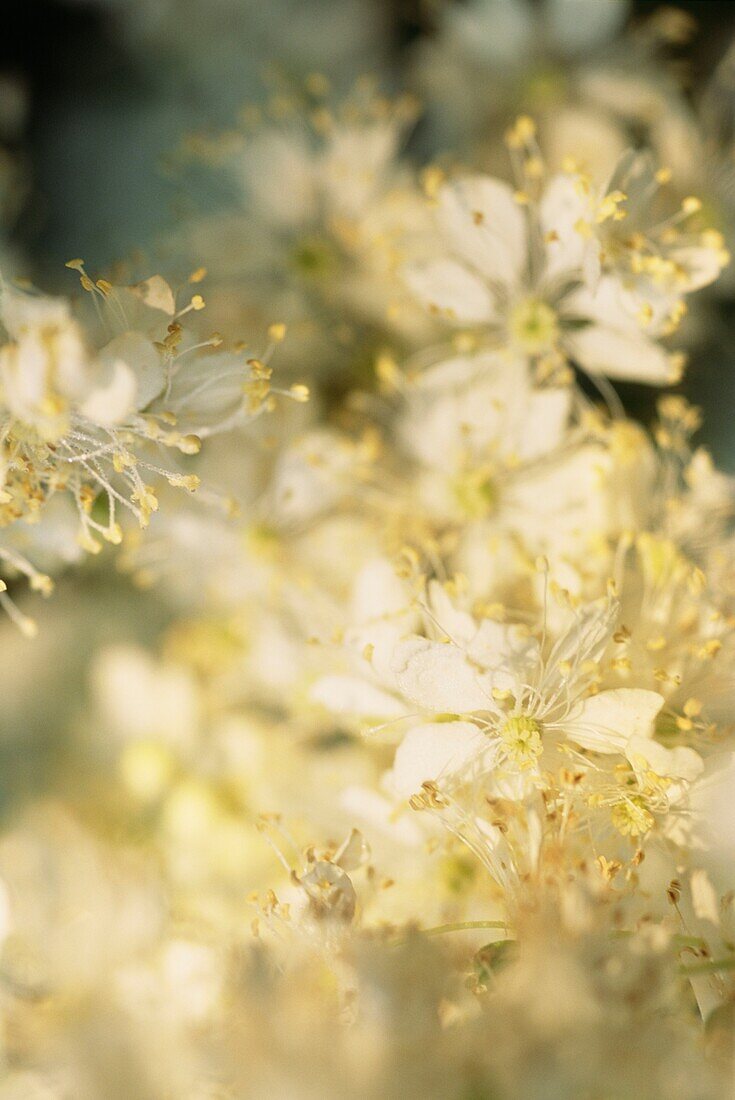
[405,155,725,384]
[390,588,665,779]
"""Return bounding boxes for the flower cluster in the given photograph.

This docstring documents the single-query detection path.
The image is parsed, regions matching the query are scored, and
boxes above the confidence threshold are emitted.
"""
[0,265,300,631]
[0,5,734,1097]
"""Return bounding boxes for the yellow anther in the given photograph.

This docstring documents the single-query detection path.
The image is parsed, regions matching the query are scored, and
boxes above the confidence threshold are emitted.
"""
[267,322,287,343]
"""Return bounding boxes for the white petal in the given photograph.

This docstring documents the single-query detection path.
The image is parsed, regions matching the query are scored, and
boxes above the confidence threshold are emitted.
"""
[351,558,409,622]
[98,331,165,410]
[311,675,408,719]
[690,868,720,926]
[539,172,589,280]
[427,580,477,647]
[438,176,527,285]
[389,721,490,798]
[466,620,540,691]
[516,386,571,461]
[404,259,497,324]
[669,246,728,293]
[392,637,493,714]
[626,736,704,783]
[567,324,675,385]
[80,360,137,425]
[566,689,664,754]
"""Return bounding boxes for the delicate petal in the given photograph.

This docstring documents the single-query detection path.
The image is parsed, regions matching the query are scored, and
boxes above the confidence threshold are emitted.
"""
[404,258,497,324]
[310,675,408,719]
[517,386,571,461]
[351,558,409,622]
[626,736,704,783]
[466,620,540,692]
[566,689,665,754]
[427,580,477,646]
[669,246,729,293]
[79,359,137,426]
[566,323,676,384]
[389,721,490,798]
[392,637,493,713]
[438,176,527,285]
[690,868,721,925]
[129,275,176,316]
[98,331,165,410]
[539,172,589,280]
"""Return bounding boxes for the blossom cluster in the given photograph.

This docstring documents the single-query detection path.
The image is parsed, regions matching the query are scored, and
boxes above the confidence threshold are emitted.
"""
[0,2,733,1097]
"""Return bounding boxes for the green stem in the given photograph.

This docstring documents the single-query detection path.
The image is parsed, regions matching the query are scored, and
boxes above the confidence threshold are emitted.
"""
[420,920,508,937]
[390,920,508,946]
[679,957,735,976]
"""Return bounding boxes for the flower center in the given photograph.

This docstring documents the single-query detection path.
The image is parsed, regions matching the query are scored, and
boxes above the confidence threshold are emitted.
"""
[452,469,498,519]
[508,298,559,356]
[500,715,542,768]
[610,796,654,838]
[291,236,336,277]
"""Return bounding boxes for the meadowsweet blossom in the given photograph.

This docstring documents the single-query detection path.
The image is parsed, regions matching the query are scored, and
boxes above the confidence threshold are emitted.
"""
[0,267,294,628]
[0,10,734,1098]
[405,138,727,384]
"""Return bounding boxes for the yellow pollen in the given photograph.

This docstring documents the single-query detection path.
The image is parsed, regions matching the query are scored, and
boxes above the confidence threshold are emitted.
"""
[500,715,542,768]
[611,797,654,837]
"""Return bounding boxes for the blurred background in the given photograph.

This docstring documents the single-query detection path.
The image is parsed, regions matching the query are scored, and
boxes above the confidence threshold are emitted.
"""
[1,0,734,471]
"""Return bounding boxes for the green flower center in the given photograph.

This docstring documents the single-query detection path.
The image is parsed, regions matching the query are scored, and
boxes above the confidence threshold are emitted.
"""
[508,298,559,356]
[611,796,654,837]
[452,470,498,519]
[500,715,542,768]
[291,236,336,277]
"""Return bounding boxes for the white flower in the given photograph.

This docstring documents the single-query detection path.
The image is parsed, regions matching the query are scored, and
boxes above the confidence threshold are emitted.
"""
[310,557,418,722]
[0,268,289,628]
[389,587,665,779]
[398,349,572,519]
[405,155,725,384]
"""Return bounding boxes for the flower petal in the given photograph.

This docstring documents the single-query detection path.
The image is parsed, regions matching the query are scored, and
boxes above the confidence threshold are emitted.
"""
[626,735,704,782]
[539,172,589,281]
[392,637,493,714]
[404,259,497,324]
[311,675,408,719]
[565,688,665,754]
[389,721,490,798]
[438,176,527,285]
[567,323,676,384]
